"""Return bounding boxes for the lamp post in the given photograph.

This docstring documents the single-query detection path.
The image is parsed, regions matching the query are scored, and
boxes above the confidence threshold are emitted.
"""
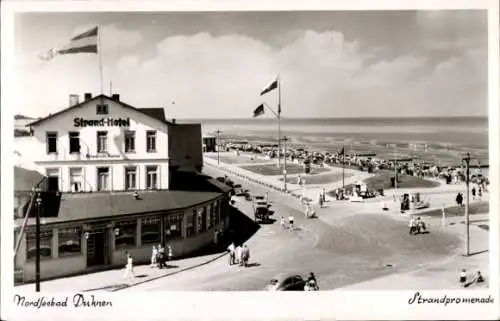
[35,188,42,292]
[281,136,289,192]
[462,152,471,256]
[215,129,222,166]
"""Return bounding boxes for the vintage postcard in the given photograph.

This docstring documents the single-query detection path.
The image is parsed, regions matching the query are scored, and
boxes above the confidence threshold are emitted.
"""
[1,0,499,320]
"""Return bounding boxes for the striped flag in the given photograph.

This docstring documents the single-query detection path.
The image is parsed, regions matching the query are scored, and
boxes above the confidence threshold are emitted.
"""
[260,78,278,96]
[39,26,98,61]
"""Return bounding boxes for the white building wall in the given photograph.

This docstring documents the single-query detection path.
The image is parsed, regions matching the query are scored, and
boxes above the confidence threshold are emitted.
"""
[18,97,171,192]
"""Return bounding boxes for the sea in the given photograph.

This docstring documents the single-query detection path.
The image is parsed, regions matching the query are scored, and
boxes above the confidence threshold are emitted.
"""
[182,116,489,166]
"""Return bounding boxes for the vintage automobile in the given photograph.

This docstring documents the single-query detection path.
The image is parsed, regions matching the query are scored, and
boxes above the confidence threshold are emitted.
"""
[265,274,307,291]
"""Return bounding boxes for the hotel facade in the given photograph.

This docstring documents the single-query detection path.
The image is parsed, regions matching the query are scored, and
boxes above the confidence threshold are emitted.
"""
[14,93,231,283]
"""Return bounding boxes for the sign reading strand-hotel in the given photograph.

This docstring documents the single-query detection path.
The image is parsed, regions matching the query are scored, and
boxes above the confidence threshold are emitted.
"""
[73,117,131,127]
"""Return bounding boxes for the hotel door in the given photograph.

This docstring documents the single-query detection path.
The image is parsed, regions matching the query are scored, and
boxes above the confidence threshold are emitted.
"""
[86,227,108,267]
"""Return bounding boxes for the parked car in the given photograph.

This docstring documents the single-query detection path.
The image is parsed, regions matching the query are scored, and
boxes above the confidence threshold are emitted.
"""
[265,274,306,291]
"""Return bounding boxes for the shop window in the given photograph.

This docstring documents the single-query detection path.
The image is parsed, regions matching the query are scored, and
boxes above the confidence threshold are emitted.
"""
[164,213,183,240]
[26,230,53,260]
[115,220,137,248]
[58,227,82,256]
[209,203,216,228]
[141,216,161,244]
[125,131,136,153]
[69,132,80,153]
[146,131,157,153]
[46,132,58,154]
[195,207,206,234]
[186,213,195,237]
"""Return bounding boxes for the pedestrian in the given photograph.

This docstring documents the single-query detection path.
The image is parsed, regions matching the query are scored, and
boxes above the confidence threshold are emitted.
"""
[459,269,467,287]
[318,194,324,208]
[409,217,416,234]
[242,244,250,267]
[280,216,286,229]
[478,186,482,199]
[322,188,326,202]
[235,244,243,265]
[471,186,476,200]
[123,253,135,279]
[213,229,219,247]
[158,244,166,269]
[288,215,295,230]
[150,245,158,267]
[167,244,173,266]
[227,242,235,265]
[456,192,463,208]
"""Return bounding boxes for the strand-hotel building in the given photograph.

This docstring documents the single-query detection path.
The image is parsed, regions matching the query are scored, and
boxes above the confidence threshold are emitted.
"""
[14,93,231,282]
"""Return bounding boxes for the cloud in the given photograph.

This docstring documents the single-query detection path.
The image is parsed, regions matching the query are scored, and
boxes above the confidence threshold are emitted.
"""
[17,23,487,119]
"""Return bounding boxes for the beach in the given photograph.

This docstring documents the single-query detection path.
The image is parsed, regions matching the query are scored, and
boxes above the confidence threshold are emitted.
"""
[194,116,489,167]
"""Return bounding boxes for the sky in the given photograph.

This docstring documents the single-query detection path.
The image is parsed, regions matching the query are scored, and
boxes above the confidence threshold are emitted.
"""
[14,10,488,119]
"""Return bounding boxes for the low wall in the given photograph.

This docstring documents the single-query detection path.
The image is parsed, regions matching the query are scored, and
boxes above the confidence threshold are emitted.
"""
[22,255,86,282]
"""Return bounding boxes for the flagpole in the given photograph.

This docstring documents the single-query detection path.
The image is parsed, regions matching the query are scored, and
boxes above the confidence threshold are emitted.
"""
[342,145,345,189]
[97,25,104,96]
[277,76,281,169]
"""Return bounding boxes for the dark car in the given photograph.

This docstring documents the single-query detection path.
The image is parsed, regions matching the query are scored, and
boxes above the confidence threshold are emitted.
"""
[265,274,306,291]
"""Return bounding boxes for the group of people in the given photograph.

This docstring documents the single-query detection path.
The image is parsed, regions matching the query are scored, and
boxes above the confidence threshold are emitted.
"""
[151,244,173,269]
[459,269,484,288]
[408,216,427,235]
[227,242,251,267]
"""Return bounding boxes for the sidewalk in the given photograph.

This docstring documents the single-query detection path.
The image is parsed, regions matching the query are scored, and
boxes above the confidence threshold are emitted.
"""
[14,251,227,293]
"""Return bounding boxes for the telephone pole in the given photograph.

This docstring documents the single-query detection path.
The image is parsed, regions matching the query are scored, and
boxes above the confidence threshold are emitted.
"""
[35,189,42,292]
[462,152,471,257]
[215,130,222,165]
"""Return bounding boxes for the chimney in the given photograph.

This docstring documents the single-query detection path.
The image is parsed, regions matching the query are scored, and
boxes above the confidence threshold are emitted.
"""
[84,93,92,101]
[172,119,176,124]
[111,94,120,101]
[69,94,80,106]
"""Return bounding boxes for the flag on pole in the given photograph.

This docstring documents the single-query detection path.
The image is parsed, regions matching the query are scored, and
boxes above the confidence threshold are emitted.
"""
[253,104,265,118]
[39,26,98,61]
[260,79,278,96]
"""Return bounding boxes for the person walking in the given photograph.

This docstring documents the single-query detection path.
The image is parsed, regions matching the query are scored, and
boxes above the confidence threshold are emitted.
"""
[471,186,476,201]
[167,244,173,267]
[318,194,324,208]
[235,244,243,265]
[288,215,295,230]
[459,269,467,287]
[227,242,235,265]
[123,253,135,279]
[241,244,250,267]
[150,245,158,267]
[158,244,166,269]
[478,185,482,200]
[280,216,286,229]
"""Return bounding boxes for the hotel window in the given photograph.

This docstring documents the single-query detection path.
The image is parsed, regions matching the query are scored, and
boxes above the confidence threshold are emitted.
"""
[69,167,83,192]
[146,166,158,190]
[146,131,157,153]
[125,167,137,190]
[69,132,80,153]
[58,227,82,257]
[46,132,58,154]
[115,220,137,248]
[164,212,183,240]
[125,131,135,153]
[96,104,109,115]
[26,230,52,260]
[195,207,206,234]
[141,216,161,244]
[97,131,108,153]
[97,167,110,191]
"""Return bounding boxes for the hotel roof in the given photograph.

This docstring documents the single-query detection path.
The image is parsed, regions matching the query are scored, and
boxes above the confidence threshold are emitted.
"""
[26,94,173,127]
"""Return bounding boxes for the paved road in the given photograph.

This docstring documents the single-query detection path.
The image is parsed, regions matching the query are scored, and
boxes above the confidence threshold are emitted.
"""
[125,166,462,291]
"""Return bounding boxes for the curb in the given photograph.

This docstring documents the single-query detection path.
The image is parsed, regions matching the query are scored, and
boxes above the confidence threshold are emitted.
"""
[103,252,228,292]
